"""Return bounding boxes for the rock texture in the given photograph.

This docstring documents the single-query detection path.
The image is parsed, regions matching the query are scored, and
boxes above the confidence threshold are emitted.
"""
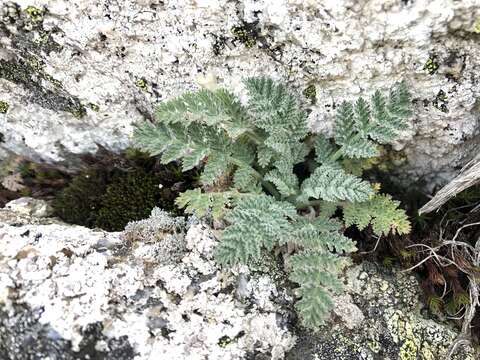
[0,199,478,359]
[0,1,479,186]
[290,262,477,360]
[0,206,296,359]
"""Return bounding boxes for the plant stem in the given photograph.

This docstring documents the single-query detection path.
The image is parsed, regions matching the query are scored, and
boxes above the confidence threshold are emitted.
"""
[329,132,361,162]
[245,130,263,145]
[229,157,281,200]
[296,199,324,209]
[262,180,282,200]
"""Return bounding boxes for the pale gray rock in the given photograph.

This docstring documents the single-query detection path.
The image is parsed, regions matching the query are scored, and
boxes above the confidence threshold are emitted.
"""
[0,206,478,359]
[4,196,53,217]
[0,207,296,360]
[0,1,479,187]
[288,262,477,360]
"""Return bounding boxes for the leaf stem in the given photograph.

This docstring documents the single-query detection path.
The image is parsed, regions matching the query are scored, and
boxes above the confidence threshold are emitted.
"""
[244,130,263,145]
[329,132,362,162]
[229,157,281,200]
[296,199,324,209]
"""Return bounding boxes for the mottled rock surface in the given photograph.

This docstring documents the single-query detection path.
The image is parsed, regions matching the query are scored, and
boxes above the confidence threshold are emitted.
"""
[0,200,478,359]
[289,262,477,360]
[0,1,479,187]
[0,206,296,359]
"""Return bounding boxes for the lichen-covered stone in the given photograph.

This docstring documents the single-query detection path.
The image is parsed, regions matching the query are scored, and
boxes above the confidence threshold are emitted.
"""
[0,207,296,359]
[287,262,477,360]
[4,196,52,217]
[0,0,478,187]
[1,204,478,359]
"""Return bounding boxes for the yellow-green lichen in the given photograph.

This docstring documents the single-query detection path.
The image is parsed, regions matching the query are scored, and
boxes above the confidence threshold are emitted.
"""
[0,101,9,114]
[24,5,44,23]
[72,107,87,118]
[423,57,439,75]
[231,24,258,48]
[88,103,100,112]
[217,336,232,348]
[367,338,381,353]
[303,84,317,104]
[135,78,148,91]
[473,17,480,33]
[0,56,85,117]
[386,309,476,360]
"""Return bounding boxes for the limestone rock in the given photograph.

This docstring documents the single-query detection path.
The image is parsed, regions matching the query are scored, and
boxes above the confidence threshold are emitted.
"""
[0,207,296,359]
[0,205,477,359]
[4,196,53,217]
[288,262,477,360]
[0,1,479,186]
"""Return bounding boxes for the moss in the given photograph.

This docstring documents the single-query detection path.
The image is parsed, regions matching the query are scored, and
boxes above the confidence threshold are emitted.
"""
[51,148,199,231]
[95,170,161,231]
[52,170,109,228]
[0,101,9,114]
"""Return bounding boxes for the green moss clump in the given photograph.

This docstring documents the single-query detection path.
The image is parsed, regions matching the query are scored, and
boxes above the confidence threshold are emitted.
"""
[95,170,161,231]
[52,170,108,228]
[51,148,198,231]
[0,101,9,113]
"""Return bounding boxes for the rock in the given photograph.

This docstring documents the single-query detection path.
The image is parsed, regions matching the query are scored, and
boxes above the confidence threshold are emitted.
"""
[0,205,477,359]
[0,207,296,359]
[287,262,477,360]
[4,196,53,217]
[0,1,479,186]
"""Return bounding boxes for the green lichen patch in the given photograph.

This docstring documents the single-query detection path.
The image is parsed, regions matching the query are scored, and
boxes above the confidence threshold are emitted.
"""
[473,17,480,34]
[286,263,476,360]
[1,2,61,55]
[423,56,439,75]
[0,101,9,114]
[24,5,44,23]
[231,22,259,48]
[432,89,448,113]
[88,103,100,112]
[303,84,316,104]
[0,57,86,117]
[0,3,82,116]
[135,78,148,91]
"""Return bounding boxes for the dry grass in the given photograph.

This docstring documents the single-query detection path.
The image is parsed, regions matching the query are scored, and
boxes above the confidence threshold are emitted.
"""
[420,159,480,215]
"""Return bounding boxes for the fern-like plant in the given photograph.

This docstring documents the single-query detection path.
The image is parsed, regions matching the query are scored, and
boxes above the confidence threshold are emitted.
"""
[134,77,412,328]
